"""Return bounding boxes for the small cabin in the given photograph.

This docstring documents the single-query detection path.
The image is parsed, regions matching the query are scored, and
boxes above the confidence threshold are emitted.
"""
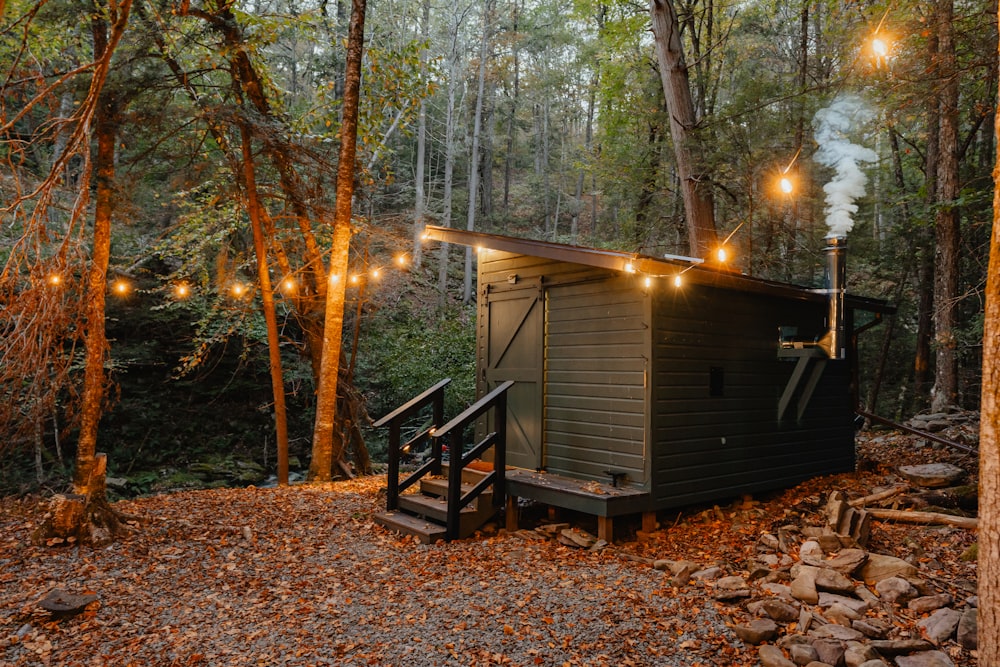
[414,226,889,540]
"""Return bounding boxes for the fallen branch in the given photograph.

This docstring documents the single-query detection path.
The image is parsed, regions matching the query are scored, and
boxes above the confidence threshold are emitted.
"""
[866,508,978,530]
[848,485,908,507]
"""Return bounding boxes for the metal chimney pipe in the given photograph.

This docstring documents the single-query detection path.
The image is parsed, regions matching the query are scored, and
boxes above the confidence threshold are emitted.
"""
[819,236,847,359]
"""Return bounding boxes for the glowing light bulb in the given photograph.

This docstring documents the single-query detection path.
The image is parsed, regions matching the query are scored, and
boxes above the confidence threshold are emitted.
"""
[329,272,340,284]
[48,274,62,286]
[674,274,683,288]
[872,37,888,58]
[231,283,245,297]
[350,274,360,285]
[395,254,407,267]
[624,262,636,274]
[716,247,728,263]
[420,232,430,241]
[175,283,190,298]
[282,278,296,293]
[113,280,129,295]
[779,176,794,194]
[372,268,381,279]
[644,276,652,288]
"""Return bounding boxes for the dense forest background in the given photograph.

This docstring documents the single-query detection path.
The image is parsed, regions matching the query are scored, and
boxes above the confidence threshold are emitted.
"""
[0,0,996,495]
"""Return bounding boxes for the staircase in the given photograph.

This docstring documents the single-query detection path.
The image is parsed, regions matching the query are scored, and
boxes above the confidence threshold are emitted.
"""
[375,466,496,543]
[372,379,514,544]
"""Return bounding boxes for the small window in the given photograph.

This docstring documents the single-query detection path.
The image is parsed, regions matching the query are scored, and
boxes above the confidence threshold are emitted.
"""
[710,366,724,397]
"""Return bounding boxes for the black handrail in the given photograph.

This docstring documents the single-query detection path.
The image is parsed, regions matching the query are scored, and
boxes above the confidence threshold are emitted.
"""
[374,378,450,511]
[433,380,514,540]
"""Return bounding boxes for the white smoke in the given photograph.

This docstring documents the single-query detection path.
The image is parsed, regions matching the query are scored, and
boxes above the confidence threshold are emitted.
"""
[812,95,878,238]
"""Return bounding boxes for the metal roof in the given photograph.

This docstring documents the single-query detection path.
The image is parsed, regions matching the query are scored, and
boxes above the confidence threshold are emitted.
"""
[423,226,893,313]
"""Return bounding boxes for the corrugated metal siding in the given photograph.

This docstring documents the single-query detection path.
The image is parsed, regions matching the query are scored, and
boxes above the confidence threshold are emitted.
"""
[545,277,648,485]
[650,285,854,508]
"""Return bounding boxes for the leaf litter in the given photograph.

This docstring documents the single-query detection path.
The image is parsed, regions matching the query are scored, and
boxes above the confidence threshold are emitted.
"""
[0,426,980,666]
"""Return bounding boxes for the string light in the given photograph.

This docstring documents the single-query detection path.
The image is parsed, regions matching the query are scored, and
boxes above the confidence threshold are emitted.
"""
[371,268,381,279]
[644,276,652,288]
[281,278,296,293]
[395,254,407,267]
[47,274,62,286]
[716,247,728,264]
[779,176,794,194]
[350,274,361,285]
[174,282,190,299]
[674,274,683,288]
[624,262,636,274]
[113,279,130,296]
[231,282,246,297]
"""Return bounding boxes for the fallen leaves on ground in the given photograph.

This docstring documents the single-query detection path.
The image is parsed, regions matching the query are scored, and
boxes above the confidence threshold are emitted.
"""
[0,427,979,666]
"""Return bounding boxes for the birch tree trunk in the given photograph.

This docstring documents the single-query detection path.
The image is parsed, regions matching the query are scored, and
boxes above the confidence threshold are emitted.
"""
[438,8,464,300]
[309,0,366,481]
[412,0,430,268]
[463,0,492,304]
[649,0,717,258]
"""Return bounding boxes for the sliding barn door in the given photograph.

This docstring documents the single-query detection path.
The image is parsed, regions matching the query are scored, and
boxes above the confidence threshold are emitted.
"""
[483,280,544,470]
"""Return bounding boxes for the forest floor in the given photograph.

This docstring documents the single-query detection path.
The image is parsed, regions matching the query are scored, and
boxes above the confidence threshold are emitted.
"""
[0,424,980,667]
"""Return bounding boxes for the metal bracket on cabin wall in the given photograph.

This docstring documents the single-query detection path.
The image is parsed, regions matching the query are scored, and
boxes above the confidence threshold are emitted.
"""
[777,346,828,422]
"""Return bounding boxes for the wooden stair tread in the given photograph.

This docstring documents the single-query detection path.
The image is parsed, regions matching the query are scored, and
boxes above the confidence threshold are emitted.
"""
[420,477,493,499]
[398,493,490,521]
[373,511,446,544]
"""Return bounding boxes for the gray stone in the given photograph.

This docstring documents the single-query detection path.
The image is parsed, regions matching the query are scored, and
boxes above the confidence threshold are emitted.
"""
[818,593,869,614]
[826,602,862,626]
[761,582,795,601]
[894,651,955,667]
[759,644,797,667]
[791,566,820,604]
[714,575,750,600]
[734,618,779,645]
[778,634,812,649]
[824,549,868,576]
[811,637,846,666]
[809,624,864,641]
[843,643,879,667]
[897,463,965,488]
[956,607,977,649]
[857,661,889,667]
[854,585,880,606]
[798,608,814,634]
[858,554,918,583]
[867,639,933,655]
[755,598,801,622]
[801,539,825,565]
[875,576,918,603]
[761,532,781,549]
[691,565,723,581]
[917,607,961,644]
[852,618,892,639]
[815,568,856,594]
[789,643,819,665]
[907,593,952,614]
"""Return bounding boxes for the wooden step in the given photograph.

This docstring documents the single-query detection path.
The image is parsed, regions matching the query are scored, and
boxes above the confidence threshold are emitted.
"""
[373,510,447,544]
[398,494,497,538]
[440,463,493,486]
[420,477,493,504]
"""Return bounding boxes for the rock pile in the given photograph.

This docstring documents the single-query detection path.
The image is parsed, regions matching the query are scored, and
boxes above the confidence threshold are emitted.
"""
[705,491,979,667]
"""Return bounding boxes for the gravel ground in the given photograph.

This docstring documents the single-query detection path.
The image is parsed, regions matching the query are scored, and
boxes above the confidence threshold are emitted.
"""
[1,481,745,667]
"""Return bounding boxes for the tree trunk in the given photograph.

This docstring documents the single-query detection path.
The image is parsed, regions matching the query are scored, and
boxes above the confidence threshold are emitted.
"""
[502,0,520,215]
[438,9,463,301]
[463,0,492,304]
[649,0,717,258]
[931,0,961,411]
[412,0,430,268]
[978,37,1000,655]
[309,0,366,481]
[240,122,290,487]
[73,20,120,497]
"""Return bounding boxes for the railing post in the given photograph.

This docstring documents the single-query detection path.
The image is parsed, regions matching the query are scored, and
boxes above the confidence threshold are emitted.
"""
[446,428,463,540]
[431,388,444,476]
[494,391,507,508]
[386,419,401,511]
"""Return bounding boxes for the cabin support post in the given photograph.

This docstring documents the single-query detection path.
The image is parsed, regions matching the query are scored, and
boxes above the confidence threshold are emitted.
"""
[642,511,657,533]
[597,516,613,543]
[505,494,519,532]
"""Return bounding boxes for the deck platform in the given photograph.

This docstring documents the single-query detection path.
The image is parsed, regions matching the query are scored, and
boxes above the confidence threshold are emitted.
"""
[504,468,653,542]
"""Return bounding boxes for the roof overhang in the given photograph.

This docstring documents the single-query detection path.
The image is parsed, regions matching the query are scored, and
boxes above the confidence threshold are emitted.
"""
[423,226,894,314]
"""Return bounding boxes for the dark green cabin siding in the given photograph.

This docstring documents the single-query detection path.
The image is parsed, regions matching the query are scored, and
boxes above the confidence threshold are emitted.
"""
[649,284,854,508]
[544,277,647,484]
